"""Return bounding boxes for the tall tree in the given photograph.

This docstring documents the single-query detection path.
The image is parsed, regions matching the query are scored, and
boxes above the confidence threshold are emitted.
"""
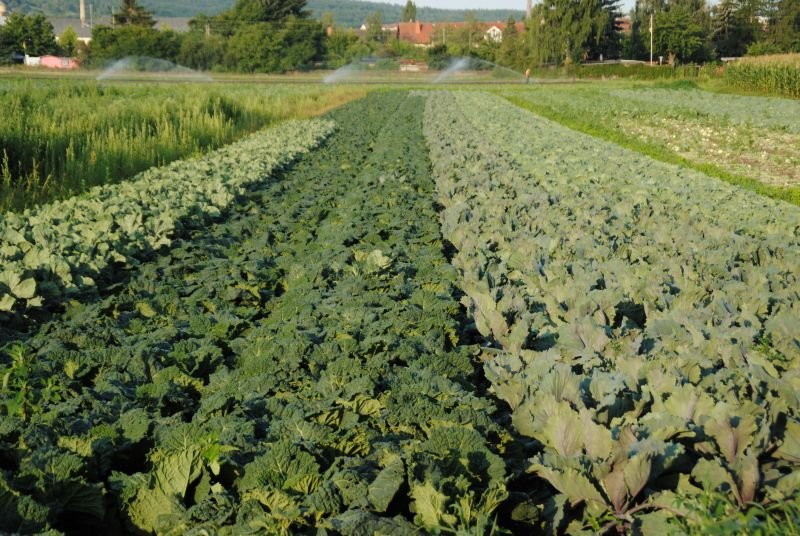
[534,0,621,64]
[653,5,706,63]
[225,16,324,72]
[211,0,308,37]
[113,0,156,27]
[587,0,623,59]
[59,25,79,56]
[187,0,325,72]
[498,16,523,67]
[448,11,484,56]
[626,0,711,62]
[711,0,760,57]
[325,27,366,68]
[402,1,417,23]
[90,25,180,65]
[226,0,308,23]
[0,12,58,61]
[768,0,800,51]
[626,0,668,60]
[365,11,384,42]
[178,30,226,71]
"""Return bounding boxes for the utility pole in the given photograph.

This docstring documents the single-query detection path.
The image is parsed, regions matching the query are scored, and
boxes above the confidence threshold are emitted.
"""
[649,12,653,65]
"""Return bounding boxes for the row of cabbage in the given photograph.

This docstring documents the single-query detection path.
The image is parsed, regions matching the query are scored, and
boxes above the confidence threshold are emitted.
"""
[505,86,800,196]
[507,85,800,134]
[608,87,800,134]
[0,93,512,535]
[423,91,800,533]
[0,118,335,316]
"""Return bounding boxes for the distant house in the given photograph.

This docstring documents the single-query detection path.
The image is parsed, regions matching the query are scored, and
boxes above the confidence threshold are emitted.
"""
[361,20,436,46]
[616,17,632,35]
[24,55,80,69]
[48,16,192,44]
[398,21,437,46]
[50,17,101,45]
[399,59,429,72]
[0,0,7,26]
[374,20,527,47]
[41,55,80,69]
[485,25,503,42]
[481,21,526,43]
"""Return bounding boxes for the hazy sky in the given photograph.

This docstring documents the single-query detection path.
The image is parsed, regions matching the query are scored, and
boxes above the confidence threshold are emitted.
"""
[371,0,637,12]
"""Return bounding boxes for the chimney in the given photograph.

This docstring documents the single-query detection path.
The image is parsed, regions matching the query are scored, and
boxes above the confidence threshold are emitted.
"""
[80,0,86,27]
[526,0,532,19]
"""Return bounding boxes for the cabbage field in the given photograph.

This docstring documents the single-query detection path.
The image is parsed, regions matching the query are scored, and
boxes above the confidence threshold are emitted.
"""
[1,89,799,535]
[505,83,800,204]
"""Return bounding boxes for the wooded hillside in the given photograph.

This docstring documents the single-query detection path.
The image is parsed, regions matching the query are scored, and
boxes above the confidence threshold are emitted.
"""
[5,0,525,27]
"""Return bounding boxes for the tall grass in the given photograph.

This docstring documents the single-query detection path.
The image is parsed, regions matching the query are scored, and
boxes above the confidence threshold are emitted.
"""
[0,80,364,212]
[724,54,800,98]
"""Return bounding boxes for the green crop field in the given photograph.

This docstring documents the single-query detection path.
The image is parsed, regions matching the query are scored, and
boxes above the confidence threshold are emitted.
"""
[724,54,800,99]
[0,80,799,535]
[0,80,364,212]
[503,82,800,205]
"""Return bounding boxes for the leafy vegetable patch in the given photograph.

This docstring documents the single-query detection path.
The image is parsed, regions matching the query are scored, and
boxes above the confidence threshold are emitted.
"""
[0,118,334,320]
[423,91,800,534]
[0,92,513,534]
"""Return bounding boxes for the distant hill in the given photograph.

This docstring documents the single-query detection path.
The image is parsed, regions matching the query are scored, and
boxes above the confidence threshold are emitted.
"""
[3,0,230,18]
[307,1,525,28]
[7,0,525,28]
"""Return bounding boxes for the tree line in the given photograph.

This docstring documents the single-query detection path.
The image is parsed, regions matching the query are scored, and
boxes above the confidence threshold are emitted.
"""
[0,0,798,71]
[0,0,524,26]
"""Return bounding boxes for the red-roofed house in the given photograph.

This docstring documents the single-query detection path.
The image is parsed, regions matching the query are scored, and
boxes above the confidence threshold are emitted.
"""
[379,20,528,47]
[616,17,632,35]
[397,21,437,46]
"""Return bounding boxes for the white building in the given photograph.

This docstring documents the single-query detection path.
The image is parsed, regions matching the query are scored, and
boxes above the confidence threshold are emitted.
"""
[0,1,7,26]
[485,26,503,43]
[483,22,526,44]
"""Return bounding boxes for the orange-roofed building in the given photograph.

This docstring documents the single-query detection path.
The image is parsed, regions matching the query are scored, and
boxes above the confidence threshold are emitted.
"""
[397,21,437,46]
[383,20,528,47]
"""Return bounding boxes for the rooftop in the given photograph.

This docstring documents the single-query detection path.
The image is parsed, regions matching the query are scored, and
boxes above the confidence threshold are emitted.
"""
[49,17,192,39]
